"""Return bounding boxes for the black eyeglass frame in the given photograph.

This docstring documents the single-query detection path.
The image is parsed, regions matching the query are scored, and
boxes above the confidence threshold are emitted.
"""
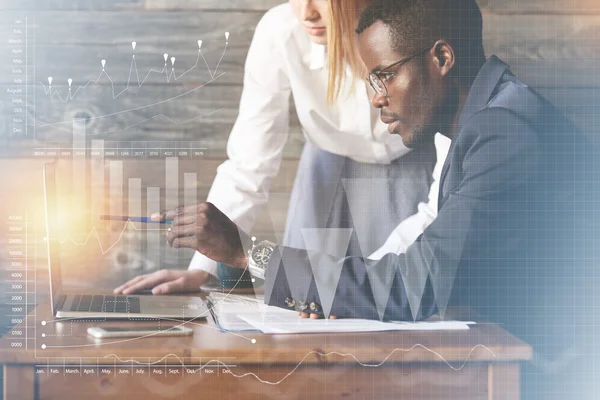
[367,45,435,96]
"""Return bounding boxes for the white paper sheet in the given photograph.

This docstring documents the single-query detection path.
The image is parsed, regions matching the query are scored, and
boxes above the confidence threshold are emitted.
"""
[207,292,287,332]
[238,312,473,334]
[208,293,474,334]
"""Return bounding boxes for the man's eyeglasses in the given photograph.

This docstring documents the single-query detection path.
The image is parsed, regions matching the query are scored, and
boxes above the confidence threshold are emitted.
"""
[367,45,434,96]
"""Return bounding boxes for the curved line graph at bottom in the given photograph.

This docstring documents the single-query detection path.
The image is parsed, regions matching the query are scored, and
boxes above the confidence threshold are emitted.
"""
[103,344,497,385]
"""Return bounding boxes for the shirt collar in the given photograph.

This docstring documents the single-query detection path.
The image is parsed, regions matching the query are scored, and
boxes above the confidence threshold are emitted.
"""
[457,55,510,131]
[309,42,327,70]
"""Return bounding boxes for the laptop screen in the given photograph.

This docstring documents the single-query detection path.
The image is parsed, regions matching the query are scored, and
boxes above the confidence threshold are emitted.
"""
[43,163,63,315]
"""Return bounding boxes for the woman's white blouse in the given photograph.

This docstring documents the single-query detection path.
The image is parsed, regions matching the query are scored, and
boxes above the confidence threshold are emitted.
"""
[189,4,447,276]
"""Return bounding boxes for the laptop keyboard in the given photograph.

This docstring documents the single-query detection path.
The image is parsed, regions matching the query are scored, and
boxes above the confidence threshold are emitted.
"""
[68,295,141,313]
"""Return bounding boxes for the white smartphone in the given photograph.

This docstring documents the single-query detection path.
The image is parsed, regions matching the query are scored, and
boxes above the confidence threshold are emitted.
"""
[87,325,193,338]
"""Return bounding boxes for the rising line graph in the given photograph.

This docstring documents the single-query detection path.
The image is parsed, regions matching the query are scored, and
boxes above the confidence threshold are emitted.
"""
[36,72,226,128]
[38,36,229,103]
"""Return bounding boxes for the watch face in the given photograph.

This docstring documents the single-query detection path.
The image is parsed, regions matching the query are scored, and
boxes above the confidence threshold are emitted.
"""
[251,244,273,268]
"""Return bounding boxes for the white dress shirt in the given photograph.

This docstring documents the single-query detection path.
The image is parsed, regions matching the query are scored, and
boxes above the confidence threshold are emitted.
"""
[189,4,447,276]
[368,133,451,260]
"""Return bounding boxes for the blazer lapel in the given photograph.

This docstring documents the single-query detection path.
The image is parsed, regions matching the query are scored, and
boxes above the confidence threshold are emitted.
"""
[437,56,510,211]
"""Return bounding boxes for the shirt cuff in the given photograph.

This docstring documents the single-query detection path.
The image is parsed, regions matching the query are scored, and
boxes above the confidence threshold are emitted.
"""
[187,251,219,278]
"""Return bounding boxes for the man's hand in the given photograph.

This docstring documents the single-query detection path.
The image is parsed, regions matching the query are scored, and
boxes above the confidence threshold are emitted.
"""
[154,202,251,269]
[297,312,337,319]
[113,269,210,295]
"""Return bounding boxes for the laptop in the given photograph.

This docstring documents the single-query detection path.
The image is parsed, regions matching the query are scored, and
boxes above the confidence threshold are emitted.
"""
[43,163,208,319]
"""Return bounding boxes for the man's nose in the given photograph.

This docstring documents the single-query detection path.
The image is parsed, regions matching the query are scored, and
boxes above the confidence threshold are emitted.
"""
[371,92,388,109]
[300,0,319,21]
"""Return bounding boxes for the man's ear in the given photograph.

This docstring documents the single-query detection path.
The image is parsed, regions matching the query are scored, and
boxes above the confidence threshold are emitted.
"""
[432,40,455,77]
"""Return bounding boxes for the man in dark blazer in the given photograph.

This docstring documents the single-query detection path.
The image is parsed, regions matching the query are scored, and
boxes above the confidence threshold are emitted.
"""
[159,0,597,397]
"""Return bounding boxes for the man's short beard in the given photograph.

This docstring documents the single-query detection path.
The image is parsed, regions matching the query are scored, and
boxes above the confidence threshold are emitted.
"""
[402,124,435,148]
[401,76,437,149]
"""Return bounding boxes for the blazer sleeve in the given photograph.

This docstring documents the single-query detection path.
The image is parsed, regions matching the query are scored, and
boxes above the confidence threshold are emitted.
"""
[264,107,540,321]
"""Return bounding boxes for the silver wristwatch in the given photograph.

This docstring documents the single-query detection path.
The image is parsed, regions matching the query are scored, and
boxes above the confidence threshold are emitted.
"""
[247,237,276,281]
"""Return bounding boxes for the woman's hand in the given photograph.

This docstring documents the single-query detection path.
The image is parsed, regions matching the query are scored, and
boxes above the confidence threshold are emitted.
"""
[297,312,337,319]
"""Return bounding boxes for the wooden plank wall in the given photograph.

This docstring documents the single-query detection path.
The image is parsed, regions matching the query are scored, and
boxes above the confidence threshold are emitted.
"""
[1,0,599,153]
[0,0,598,290]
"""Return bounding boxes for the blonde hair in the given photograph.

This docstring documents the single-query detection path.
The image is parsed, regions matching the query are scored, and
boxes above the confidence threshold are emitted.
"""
[326,0,368,104]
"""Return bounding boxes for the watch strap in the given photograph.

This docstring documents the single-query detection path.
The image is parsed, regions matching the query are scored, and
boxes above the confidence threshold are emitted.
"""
[247,238,276,281]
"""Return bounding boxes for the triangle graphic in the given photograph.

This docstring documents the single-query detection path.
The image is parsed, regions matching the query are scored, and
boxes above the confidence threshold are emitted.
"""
[399,226,464,321]
[301,229,353,318]
[280,248,314,306]
[398,250,432,321]
[279,149,347,248]
[341,178,403,258]
[341,172,461,320]
[365,259,398,321]
[262,191,317,306]
[300,228,354,258]
[427,220,469,320]
[305,251,345,319]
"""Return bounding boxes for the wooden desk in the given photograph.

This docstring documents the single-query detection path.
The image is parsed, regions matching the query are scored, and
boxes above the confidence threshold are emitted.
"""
[0,295,531,400]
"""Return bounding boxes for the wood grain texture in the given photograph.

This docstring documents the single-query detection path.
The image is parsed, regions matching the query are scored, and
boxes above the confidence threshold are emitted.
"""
[0,0,143,11]
[0,297,532,364]
[3,85,595,156]
[36,363,491,400]
[0,0,283,11]
[2,0,599,14]
[478,0,600,14]
[2,11,599,87]
[144,0,285,11]
[0,11,262,86]
[487,364,520,400]
[3,0,599,14]
[3,366,35,400]
[0,83,304,157]
[29,84,304,156]
[482,14,600,88]
[3,7,598,155]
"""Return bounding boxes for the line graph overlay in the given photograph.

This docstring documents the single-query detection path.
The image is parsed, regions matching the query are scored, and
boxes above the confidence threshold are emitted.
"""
[102,345,497,385]
[47,219,167,256]
[36,72,226,128]
[33,344,498,386]
[39,40,229,103]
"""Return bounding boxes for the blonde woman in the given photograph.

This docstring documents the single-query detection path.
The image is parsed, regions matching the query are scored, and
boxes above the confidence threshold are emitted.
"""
[115,0,445,295]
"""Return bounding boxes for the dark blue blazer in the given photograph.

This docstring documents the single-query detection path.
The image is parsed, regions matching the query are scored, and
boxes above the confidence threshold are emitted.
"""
[264,56,597,355]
